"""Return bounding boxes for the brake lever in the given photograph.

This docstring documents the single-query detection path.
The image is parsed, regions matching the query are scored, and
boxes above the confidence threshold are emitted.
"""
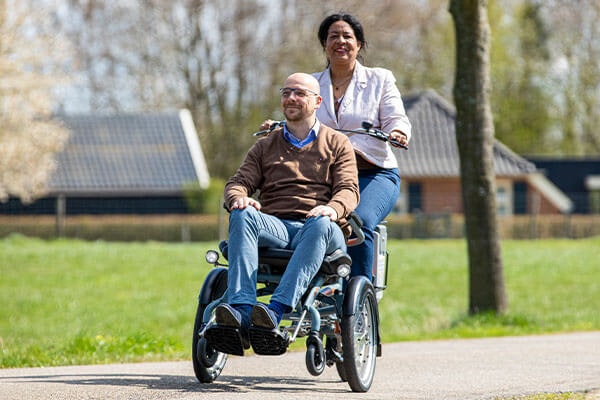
[253,121,283,137]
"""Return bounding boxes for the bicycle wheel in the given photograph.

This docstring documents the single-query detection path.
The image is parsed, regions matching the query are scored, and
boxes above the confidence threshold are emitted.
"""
[192,267,228,383]
[341,276,378,392]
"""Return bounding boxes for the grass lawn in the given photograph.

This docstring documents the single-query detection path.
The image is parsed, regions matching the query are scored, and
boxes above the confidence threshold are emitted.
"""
[1,234,599,368]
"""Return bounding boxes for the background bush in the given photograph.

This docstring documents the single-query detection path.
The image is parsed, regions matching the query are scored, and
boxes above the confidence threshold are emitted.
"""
[0,214,598,242]
[183,178,226,215]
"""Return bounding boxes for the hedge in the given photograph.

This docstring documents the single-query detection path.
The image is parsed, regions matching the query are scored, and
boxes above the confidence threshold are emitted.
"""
[1,213,598,242]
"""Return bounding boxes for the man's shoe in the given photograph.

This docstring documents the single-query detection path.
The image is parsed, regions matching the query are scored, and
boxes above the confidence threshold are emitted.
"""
[204,304,250,356]
[249,303,289,355]
[215,303,243,327]
[250,303,278,329]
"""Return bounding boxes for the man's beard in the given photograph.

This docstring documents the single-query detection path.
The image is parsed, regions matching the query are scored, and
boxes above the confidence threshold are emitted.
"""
[284,107,305,121]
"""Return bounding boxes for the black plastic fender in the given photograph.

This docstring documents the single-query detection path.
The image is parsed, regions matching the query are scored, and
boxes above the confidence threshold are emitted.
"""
[198,267,228,305]
[342,276,382,356]
[342,276,372,316]
[306,331,323,349]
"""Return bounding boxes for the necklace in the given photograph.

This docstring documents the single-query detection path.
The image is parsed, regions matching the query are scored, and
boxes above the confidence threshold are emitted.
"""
[332,76,352,91]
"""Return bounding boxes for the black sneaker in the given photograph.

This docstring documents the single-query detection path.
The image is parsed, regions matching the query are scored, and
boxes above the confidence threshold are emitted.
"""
[250,303,278,329]
[249,303,289,355]
[216,304,243,327]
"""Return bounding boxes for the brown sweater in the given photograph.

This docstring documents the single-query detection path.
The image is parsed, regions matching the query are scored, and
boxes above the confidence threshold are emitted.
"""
[225,124,359,231]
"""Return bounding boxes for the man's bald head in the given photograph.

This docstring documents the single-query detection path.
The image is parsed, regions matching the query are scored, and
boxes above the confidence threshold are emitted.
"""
[283,73,321,96]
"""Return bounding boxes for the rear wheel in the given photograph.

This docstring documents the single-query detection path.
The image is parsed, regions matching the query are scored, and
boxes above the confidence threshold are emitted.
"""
[341,277,378,392]
[325,335,347,382]
[192,268,228,383]
[335,360,348,382]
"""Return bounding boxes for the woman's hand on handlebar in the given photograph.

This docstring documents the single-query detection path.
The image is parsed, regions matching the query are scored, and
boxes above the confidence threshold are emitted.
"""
[260,119,277,131]
[389,130,409,148]
[254,119,284,137]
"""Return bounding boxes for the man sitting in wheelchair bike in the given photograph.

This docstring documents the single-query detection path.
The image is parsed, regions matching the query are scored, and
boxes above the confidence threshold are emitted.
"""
[204,72,359,356]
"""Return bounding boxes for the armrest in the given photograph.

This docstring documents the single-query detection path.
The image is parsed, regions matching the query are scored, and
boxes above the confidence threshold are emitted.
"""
[346,211,365,247]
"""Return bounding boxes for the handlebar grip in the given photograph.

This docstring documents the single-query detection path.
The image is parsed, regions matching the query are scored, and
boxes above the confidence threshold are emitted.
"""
[389,139,409,150]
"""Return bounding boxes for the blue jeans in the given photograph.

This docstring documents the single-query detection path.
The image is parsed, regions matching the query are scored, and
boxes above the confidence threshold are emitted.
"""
[348,168,400,279]
[226,207,346,309]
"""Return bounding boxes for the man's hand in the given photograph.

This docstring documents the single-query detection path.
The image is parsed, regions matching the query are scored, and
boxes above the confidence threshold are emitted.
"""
[307,205,338,221]
[231,197,262,211]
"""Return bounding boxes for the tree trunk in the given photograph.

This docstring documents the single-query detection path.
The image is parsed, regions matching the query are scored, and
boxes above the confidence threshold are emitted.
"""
[449,0,507,314]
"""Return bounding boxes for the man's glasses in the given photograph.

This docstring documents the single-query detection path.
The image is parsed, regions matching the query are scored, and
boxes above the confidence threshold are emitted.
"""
[279,87,319,99]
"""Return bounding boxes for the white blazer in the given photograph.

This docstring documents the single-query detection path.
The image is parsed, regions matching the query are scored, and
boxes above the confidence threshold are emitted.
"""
[313,61,412,169]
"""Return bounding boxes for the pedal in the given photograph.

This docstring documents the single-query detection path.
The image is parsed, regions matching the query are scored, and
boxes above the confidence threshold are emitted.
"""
[204,325,245,356]
[249,327,289,355]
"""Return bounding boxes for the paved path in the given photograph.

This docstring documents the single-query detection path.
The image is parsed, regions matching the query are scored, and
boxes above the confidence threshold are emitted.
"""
[1,332,599,400]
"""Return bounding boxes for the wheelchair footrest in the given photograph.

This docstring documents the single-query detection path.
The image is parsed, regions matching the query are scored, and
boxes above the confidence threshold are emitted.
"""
[249,327,289,355]
[204,325,246,356]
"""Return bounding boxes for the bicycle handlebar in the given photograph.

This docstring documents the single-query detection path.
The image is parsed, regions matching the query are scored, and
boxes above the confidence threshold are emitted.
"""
[252,120,408,150]
[336,121,408,150]
[253,121,285,137]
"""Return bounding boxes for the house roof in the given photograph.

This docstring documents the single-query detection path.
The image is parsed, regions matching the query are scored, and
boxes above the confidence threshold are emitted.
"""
[396,89,537,178]
[50,109,209,196]
[398,90,572,213]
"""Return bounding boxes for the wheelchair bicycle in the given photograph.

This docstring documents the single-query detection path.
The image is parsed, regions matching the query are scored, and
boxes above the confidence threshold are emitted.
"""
[191,213,389,392]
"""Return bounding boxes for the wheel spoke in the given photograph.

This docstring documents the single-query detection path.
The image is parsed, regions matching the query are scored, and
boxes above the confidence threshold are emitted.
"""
[352,301,374,376]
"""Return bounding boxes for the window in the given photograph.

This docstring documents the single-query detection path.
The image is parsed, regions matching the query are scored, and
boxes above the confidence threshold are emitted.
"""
[408,183,422,213]
[513,182,528,214]
[395,185,407,214]
[496,181,513,216]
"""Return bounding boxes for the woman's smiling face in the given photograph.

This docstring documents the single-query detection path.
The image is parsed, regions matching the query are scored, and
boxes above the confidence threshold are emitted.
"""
[324,20,362,65]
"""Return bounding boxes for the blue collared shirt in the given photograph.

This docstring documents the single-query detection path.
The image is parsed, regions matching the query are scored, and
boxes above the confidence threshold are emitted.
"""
[283,120,320,148]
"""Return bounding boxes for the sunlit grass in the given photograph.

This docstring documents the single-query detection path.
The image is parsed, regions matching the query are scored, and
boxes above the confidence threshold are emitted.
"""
[377,238,599,341]
[1,234,599,368]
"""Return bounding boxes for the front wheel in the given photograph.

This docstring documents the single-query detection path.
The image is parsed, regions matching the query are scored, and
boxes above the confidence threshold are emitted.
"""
[305,342,326,376]
[192,267,228,383]
[341,276,378,392]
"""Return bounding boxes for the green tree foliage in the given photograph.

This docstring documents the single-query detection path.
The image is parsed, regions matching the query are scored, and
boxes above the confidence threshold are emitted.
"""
[41,0,599,175]
[544,0,600,155]
[183,178,225,214]
[490,1,553,155]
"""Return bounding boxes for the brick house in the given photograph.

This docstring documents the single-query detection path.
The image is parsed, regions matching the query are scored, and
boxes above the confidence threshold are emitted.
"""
[395,90,572,215]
